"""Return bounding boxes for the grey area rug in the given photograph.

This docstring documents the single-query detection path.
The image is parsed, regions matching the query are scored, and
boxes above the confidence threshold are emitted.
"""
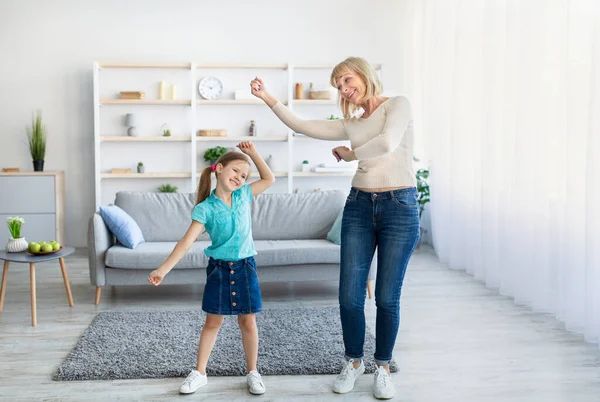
[53,306,397,381]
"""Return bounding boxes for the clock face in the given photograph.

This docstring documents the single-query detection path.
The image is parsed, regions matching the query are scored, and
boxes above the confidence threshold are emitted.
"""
[198,76,223,100]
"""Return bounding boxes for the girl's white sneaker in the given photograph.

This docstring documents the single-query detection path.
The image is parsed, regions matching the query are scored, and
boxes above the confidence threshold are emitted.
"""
[247,370,266,395]
[179,369,207,394]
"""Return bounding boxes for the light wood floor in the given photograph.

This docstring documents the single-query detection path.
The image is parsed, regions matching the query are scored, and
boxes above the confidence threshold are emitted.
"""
[1,246,599,401]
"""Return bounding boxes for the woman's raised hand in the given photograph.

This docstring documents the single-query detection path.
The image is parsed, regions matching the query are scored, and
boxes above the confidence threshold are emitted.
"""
[250,77,267,99]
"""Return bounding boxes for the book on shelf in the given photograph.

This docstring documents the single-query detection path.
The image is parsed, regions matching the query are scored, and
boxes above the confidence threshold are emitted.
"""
[198,129,227,137]
[119,91,145,100]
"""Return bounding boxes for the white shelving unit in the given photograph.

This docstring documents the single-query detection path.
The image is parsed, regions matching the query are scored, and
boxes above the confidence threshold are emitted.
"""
[93,62,382,209]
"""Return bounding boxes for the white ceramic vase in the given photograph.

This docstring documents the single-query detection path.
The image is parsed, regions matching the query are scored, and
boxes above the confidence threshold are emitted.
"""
[6,237,28,253]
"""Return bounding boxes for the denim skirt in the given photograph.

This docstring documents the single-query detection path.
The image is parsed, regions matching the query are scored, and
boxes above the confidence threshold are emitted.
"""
[202,256,262,315]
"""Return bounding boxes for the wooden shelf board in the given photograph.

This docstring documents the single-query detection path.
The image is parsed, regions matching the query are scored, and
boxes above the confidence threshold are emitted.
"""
[195,63,288,70]
[100,99,191,105]
[293,63,382,70]
[292,134,349,141]
[101,172,192,179]
[197,171,288,177]
[292,172,355,177]
[100,136,191,142]
[98,62,191,69]
[196,99,286,105]
[292,99,337,105]
[196,135,287,142]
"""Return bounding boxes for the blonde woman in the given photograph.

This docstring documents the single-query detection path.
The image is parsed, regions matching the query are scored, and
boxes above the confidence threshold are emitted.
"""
[251,57,419,400]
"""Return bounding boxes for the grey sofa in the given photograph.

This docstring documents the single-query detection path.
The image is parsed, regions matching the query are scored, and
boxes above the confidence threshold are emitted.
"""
[88,189,376,304]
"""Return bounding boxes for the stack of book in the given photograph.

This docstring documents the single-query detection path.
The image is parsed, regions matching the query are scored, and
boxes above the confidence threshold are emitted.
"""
[197,129,227,137]
[119,91,145,100]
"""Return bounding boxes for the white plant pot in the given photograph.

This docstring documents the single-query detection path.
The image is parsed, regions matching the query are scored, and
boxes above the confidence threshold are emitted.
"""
[302,164,310,172]
[6,237,28,253]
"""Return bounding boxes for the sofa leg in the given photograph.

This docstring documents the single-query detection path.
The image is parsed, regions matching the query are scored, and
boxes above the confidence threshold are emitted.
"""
[367,280,374,299]
[95,286,102,305]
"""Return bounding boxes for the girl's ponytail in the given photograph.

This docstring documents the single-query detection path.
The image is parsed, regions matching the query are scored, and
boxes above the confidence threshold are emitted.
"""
[196,166,212,205]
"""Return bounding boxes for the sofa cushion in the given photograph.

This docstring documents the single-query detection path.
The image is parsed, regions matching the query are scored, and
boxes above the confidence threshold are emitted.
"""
[114,192,210,242]
[99,205,145,249]
[253,240,340,266]
[251,190,346,240]
[326,209,344,245]
[105,242,211,269]
[105,239,340,269]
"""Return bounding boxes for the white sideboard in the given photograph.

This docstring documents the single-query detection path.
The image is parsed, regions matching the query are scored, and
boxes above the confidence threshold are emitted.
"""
[0,171,65,247]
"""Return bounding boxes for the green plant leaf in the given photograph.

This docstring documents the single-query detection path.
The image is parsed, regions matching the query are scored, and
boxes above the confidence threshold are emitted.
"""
[26,110,46,161]
[203,146,228,163]
[414,166,430,219]
[157,184,178,193]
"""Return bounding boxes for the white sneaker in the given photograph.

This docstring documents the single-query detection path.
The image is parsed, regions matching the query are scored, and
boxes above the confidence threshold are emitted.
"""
[179,369,207,394]
[332,359,365,394]
[247,370,266,395]
[373,366,395,399]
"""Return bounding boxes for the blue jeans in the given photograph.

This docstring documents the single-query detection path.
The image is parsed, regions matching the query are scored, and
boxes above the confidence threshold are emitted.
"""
[339,187,420,366]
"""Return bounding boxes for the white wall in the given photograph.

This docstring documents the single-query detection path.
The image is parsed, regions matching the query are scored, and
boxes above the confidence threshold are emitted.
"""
[0,0,415,247]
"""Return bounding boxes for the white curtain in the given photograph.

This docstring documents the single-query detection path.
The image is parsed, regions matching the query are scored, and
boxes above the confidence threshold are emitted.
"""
[408,0,600,345]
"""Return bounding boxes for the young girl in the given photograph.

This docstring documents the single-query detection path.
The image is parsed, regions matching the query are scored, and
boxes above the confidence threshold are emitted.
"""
[148,141,275,396]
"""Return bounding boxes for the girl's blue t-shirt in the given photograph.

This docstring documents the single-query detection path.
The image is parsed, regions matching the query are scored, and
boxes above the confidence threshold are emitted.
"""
[191,184,256,261]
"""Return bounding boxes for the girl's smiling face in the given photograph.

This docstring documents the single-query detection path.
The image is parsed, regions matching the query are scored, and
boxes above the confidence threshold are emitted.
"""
[216,160,250,191]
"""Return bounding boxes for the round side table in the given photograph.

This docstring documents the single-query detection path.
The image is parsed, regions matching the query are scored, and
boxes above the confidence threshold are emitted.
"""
[0,246,75,326]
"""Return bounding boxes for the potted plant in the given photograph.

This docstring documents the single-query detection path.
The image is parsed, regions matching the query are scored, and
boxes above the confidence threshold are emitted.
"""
[161,123,171,137]
[26,110,47,172]
[137,162,145,173]
[203,146,227,170]
[416,168,430,219]
[415,167,430,248]
[302,160,310,172]
[157,184,178,193]
[6,216,28,253]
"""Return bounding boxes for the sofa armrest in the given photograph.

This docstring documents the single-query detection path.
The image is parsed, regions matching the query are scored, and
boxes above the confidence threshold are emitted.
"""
[88,212,113,286]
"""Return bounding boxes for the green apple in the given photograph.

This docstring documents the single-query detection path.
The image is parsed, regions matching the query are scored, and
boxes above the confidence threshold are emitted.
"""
[41,244,53,252]
[38,241,47,246]
[51,242,60,251]
[28,242,41,253]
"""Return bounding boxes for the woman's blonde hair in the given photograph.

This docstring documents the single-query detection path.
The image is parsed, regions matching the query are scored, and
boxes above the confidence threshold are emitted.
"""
[196,151,251,205]
[330,57,382,119]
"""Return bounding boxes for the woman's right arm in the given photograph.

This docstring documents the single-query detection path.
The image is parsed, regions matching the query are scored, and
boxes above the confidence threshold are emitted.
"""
[148,220,204,286]
[250,77,347,141]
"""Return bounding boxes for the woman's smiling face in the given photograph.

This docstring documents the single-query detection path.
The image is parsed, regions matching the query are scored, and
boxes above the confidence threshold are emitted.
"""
[336,71,366,105]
